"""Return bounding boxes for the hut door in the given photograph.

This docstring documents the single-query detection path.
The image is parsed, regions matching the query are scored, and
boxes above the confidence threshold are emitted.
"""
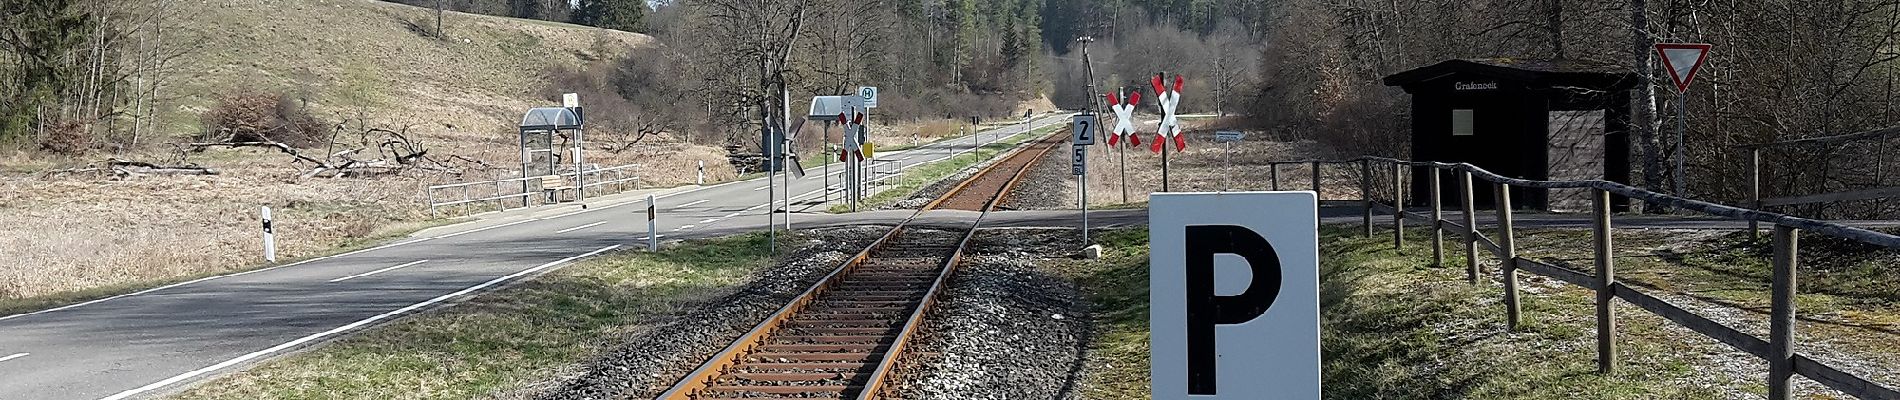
[1547,111,1606,211]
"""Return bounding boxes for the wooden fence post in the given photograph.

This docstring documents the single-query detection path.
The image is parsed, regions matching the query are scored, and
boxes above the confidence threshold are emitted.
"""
[1749,149,1762,240]
[1430,167,1444,267]
[1594,188,1617,374]
[1461,170,1480,284]
[1312,161,1322,195]
[1495,183,1521,331]
[1271,163,1281,191]
[1362,159,1374,238]
[1768,225,1799,400]
[1393,162,1405,250]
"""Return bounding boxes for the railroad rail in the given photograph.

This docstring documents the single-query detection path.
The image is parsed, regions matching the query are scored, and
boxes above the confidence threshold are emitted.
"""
[659,128,1066,399]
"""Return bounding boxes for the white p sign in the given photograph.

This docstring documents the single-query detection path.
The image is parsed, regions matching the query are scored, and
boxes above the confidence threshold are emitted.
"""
[1150,192,1320,399]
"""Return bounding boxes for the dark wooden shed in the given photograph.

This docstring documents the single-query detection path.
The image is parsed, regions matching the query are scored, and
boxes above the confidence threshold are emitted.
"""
[1384,59,1639,211]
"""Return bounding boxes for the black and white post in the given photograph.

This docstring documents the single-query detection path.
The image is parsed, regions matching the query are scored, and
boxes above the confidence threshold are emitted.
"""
[260,205,276,263]
[646,194,657,251]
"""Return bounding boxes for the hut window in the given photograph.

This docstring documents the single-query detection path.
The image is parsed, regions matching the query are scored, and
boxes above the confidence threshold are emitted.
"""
[1452,109,1475,136]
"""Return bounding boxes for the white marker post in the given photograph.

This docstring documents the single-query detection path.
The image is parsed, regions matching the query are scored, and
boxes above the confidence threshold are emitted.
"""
[697,160,705,186]
[260,206,277,263]
[646,194,657,251]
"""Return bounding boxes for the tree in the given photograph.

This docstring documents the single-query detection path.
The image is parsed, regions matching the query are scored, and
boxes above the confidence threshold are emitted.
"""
[0,0,94,142]
[572,0,645,33]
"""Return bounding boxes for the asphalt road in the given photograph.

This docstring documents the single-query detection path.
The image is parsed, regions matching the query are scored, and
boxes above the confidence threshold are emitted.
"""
[0,114,1071,400]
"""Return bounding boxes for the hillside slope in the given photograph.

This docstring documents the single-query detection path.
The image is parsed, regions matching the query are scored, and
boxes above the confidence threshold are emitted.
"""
[0,0,738,308]
[159,0,652,137]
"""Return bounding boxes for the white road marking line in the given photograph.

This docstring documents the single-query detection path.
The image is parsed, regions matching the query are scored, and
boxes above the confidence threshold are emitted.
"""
[0,118,1071,323]
[555,221,609,234]
[655,234,667,238]
[327,260,430,283]
[676,224,696,231]
[698,218,720,224]
[676,199,710,208]
[752,185,770,191]
[97,245,622,400]
[0,353,27,363]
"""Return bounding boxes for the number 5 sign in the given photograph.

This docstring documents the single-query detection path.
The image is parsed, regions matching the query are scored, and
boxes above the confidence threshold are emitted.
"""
[1073,114,1098,145]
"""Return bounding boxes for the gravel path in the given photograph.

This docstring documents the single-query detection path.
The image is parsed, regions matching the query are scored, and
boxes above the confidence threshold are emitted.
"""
[893,228,1091,400]
[530,226,886,400]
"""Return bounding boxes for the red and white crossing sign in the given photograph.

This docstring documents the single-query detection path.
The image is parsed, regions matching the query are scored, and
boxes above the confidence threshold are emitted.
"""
[1151,74,1186,153]
[1106,89,1141,147]
[838,109,868,162]
[1655,43,1712,93]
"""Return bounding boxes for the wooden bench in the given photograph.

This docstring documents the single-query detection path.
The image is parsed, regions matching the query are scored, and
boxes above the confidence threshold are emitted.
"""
[539,175,575,203]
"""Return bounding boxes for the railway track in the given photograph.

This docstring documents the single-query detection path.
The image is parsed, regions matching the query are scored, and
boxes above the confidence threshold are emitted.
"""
[659,127,1067,399]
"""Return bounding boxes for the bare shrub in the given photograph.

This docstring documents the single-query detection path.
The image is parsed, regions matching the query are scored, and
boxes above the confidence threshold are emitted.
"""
[37,120,91,156]
[199,91,327,148]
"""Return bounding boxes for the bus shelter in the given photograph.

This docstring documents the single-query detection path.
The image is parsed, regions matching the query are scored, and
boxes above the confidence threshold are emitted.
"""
[519,107,586,203]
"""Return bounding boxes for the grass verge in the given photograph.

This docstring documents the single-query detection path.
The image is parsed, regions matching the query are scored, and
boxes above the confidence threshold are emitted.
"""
[826,123,1064,213]
[172,233,780,400]
[1059,225,1741,399]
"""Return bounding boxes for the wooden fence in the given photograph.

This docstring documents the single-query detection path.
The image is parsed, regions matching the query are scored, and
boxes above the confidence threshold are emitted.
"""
[1269,157,1900,400]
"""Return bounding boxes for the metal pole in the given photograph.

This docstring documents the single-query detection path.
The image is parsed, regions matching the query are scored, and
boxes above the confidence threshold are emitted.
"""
[824,122,831,205]
[1768,225,1799,400]
[1674,94,1689,197]
[1593,188,1617,374]
[1496,183,1521,331]
[763,97,774,253]
[1225,140,1233,190]
[1119,126,1128,203]
[1083,143,1091,244]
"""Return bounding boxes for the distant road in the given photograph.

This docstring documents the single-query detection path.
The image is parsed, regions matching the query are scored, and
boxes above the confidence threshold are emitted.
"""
[0,114,1070,400]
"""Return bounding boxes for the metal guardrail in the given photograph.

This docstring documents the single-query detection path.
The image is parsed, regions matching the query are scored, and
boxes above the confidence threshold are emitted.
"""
[425,163,641,217]
[1270,156,1900,400]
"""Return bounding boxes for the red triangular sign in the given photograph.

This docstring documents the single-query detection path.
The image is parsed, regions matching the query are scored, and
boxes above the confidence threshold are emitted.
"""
[1655,43,1712,93]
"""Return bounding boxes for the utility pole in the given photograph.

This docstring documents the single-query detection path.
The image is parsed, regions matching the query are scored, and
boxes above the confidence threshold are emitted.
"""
[1077,36,1124,206]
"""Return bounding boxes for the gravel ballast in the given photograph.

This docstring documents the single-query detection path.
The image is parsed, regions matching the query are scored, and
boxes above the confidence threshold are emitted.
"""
[533,226,886,400]
[894,228,1090,400]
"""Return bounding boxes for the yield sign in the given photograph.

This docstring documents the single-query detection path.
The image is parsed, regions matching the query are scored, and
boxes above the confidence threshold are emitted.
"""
[1656,43,1712,93]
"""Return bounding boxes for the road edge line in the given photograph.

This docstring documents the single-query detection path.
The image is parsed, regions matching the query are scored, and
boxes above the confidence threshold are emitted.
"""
[95,244,622,400]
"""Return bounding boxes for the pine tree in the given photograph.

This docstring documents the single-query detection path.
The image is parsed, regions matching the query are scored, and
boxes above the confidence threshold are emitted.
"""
[572,0,645,33]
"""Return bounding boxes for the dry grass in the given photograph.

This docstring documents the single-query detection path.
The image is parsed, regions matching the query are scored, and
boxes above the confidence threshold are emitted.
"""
[0,0,736,311]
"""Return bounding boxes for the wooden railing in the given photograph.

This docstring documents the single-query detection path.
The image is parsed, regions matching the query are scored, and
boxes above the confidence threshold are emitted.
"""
[1271,157,1900,400]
